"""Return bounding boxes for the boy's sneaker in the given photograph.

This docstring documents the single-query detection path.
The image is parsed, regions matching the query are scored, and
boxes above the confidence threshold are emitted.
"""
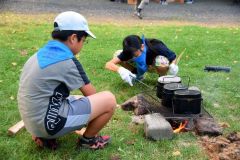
[32,136,58,150]
[77,135,111,150]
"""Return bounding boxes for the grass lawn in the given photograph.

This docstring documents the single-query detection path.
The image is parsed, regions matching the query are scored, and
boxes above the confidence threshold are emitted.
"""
[0,13,239,160]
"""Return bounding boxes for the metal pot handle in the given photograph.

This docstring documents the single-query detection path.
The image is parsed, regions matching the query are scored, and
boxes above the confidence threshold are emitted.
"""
[181,76,191,87]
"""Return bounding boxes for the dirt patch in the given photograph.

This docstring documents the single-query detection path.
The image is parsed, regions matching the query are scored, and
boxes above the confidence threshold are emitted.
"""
[200,132,240,160]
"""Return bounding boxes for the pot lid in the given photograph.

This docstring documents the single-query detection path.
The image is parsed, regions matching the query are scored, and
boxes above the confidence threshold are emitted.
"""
[163,83,187,91]
[174,89,201,98]
[158,75,181,83]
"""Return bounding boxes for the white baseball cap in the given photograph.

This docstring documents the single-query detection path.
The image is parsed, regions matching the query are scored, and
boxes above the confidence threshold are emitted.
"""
[54,11,96,39]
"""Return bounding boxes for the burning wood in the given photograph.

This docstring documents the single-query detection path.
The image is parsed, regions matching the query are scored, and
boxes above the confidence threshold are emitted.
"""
[120,94,160,115]
[173,120,188,133]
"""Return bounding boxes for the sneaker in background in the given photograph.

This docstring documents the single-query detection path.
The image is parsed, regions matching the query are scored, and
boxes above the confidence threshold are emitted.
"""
[137,12,143,19]
[134,8,143,19]
[161,1,168,5]
[185,0,193,4]
[134,11,143,19]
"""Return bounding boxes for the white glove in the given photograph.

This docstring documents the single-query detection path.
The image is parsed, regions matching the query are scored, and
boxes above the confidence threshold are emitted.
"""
[117,67,136,86]
[169,63,179,75]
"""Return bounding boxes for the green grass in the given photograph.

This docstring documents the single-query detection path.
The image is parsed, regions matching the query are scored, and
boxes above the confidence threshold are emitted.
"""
[0,13,239,160]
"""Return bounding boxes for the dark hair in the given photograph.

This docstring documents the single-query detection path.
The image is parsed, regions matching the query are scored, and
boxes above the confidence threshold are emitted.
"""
[52,22,88,41]
[122,35,142,59]
[52,30,88,41]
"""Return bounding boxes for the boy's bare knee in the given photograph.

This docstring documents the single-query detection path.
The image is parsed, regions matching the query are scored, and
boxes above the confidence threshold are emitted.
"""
[102,91,116,111]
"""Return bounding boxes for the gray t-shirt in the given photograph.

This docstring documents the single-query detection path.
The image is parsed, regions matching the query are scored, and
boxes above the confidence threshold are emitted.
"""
[17,53,90,137]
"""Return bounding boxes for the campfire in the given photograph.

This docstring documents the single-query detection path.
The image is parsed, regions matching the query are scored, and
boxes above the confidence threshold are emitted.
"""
[168,119,189,133]
[121,93,223,141]
[173,120,188,133]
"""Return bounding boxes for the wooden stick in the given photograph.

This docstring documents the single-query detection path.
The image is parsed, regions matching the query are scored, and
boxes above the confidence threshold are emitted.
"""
[8,120,25,136]
[176,48,186,65]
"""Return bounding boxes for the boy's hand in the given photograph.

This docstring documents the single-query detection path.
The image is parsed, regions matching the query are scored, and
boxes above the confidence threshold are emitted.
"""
[117,67,136,86]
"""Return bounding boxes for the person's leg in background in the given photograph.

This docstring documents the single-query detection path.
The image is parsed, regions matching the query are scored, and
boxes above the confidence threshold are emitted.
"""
[135,0,143,19]
[135,0,150,19]
[135,0,141,10]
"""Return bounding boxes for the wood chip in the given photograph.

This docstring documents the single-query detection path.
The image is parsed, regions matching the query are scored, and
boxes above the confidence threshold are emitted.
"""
[8,120,25,136]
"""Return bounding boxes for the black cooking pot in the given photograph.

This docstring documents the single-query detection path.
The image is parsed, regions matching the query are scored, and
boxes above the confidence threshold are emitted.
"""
[162,83,188,108]
[173,89,202,114]
[157,76,181,99]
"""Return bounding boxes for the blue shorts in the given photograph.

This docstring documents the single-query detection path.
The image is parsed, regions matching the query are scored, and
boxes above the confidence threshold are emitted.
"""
[50,96,91,138]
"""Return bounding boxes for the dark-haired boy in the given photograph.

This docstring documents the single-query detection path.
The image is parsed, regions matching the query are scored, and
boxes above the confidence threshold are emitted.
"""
[105,35,178,86]
[18,11,116,150]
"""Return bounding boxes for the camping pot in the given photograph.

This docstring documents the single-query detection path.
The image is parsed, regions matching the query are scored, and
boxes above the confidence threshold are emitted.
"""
[173,89,202,114]
[156,76,181,99]
[161,83,188,108]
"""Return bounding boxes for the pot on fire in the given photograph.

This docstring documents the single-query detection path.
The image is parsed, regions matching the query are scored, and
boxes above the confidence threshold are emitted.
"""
[161,83,188,108]
[173,89,202,114]
[157,76,181,99]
